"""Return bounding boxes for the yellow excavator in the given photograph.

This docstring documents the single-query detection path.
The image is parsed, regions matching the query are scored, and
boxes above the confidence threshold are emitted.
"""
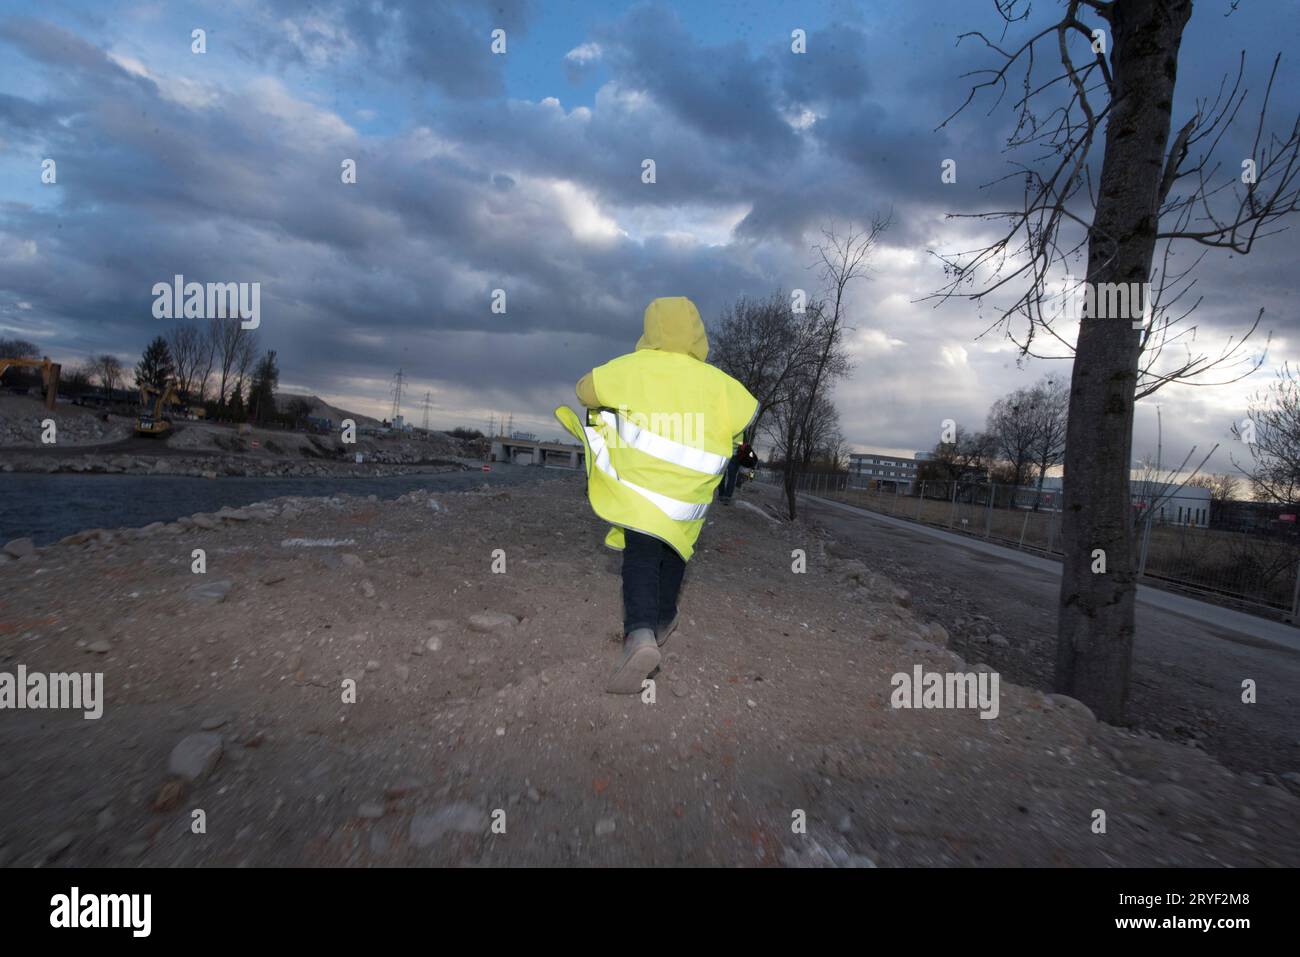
[135,382,179,437]
[0,356,61,410]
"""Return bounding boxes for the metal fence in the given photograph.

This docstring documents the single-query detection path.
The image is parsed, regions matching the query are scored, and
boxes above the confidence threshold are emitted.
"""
[754,469,1300,621]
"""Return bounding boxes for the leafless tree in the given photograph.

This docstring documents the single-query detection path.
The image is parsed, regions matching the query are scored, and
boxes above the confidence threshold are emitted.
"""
[61,362,94,394]
[93,354,123,397]
[1233,364,1300,505]
[774,217,888,518]
[1185,470,1241,503]
[211,318,256,411]
[918,426,997,485]
[1029,375,1070,492]
[166,324,206,403]
[988,387,1041,487]
[709,291,821,438]
[933,0,1300,721]
[195,322,219,402]
[231,331,259,413]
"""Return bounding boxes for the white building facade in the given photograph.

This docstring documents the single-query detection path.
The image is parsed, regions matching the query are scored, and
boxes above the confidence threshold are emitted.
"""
[847,452,922,493]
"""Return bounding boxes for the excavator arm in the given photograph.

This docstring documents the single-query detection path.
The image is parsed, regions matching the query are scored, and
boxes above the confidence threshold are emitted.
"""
[0,357,61,410]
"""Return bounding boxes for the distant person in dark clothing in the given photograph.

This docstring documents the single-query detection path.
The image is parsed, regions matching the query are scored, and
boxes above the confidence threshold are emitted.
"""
[718,441,757,505]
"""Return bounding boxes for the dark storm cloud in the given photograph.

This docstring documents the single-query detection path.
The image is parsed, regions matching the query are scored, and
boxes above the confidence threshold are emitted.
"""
[0,0,1296,451]
[594,4,798,154]
[239,0,534,99]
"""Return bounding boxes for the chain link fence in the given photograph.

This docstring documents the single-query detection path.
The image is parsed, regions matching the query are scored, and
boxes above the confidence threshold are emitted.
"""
[754,469,1300,622]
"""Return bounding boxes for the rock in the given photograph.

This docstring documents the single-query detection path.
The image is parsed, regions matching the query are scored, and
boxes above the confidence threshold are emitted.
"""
[358,802,385,819]
[426,636,442,652]
[86,640,113,654]
[187,580,233,604]
[342,553,365,568]
[365,660,380,672]
[835,560,870,584]
[360,580,376,599]
[1045,693,1096,724]
[469,612,518,633]
[927,623,950,646]
[409,803,486,847]
[865,621,893,641]
[901,638,946,658]
[891,587,911,608]
[1151,782,1199,814]
[526,787,541,803]
[987,634,1010,647]
[153,779,186,811]
[218,507,252,521]
[167,733,223,783]
[199,715,229,731]
[3,537,35,559]
[595,817,617,837]
[138,522,166,536]
[394,664,410,683]
[45,831,76,860]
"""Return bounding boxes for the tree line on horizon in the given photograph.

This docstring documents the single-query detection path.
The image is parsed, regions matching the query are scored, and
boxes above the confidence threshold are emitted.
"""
[1,320,292,428]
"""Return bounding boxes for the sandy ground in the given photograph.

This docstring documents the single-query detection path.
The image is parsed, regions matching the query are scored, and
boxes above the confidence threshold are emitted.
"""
[1,477,1297,867]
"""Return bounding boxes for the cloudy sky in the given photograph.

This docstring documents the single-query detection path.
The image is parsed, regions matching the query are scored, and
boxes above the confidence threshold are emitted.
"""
[1,0,1297,473]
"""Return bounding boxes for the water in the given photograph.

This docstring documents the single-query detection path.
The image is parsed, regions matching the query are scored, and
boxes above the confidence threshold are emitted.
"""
[0,465,576,545]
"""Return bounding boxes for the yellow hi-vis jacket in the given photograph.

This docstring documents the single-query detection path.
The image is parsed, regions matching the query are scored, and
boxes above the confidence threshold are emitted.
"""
[555,296,758,561]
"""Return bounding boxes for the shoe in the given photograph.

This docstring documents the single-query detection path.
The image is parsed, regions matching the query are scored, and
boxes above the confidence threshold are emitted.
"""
[719,496,733,506]
[606,629,660,694]
[656,614,678,648]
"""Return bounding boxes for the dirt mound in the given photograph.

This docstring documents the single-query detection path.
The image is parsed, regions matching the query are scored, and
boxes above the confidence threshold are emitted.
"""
[0,395,132,447]
[0,479,1295,866]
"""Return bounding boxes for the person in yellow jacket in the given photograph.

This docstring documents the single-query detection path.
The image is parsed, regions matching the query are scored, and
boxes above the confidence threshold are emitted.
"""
[555,297,758,693]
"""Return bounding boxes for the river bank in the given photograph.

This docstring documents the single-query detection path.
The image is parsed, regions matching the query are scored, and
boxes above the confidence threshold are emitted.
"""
[0,465,572,545]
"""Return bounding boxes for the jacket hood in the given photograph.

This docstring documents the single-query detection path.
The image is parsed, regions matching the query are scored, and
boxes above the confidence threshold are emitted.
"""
[635,297,709,361]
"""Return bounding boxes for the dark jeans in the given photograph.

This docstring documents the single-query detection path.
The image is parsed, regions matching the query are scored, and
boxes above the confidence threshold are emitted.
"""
[622,530,686,636]
[719,455,741,499]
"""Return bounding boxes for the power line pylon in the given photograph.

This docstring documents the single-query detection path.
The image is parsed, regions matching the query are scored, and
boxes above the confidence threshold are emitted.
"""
[389,369,405,423]
[421,390,432,431]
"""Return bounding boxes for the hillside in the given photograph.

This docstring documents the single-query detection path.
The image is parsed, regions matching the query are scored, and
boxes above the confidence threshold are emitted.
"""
[274,392,384,429]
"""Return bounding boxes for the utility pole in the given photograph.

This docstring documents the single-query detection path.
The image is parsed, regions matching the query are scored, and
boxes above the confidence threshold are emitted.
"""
[421,390,432,432]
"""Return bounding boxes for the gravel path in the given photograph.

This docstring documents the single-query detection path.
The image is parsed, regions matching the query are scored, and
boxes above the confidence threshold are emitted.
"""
[1,478,1296,867]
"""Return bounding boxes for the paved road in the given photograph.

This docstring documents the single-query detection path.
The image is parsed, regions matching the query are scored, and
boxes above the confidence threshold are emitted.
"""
[753,485,1300,777]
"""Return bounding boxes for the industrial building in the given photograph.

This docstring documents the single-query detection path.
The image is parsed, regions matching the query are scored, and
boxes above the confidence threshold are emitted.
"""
[847,451,922,493]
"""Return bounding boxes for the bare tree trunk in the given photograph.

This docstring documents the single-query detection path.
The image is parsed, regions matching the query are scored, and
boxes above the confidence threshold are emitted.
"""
[1055,0,1192,722]
[781,411,799,519]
